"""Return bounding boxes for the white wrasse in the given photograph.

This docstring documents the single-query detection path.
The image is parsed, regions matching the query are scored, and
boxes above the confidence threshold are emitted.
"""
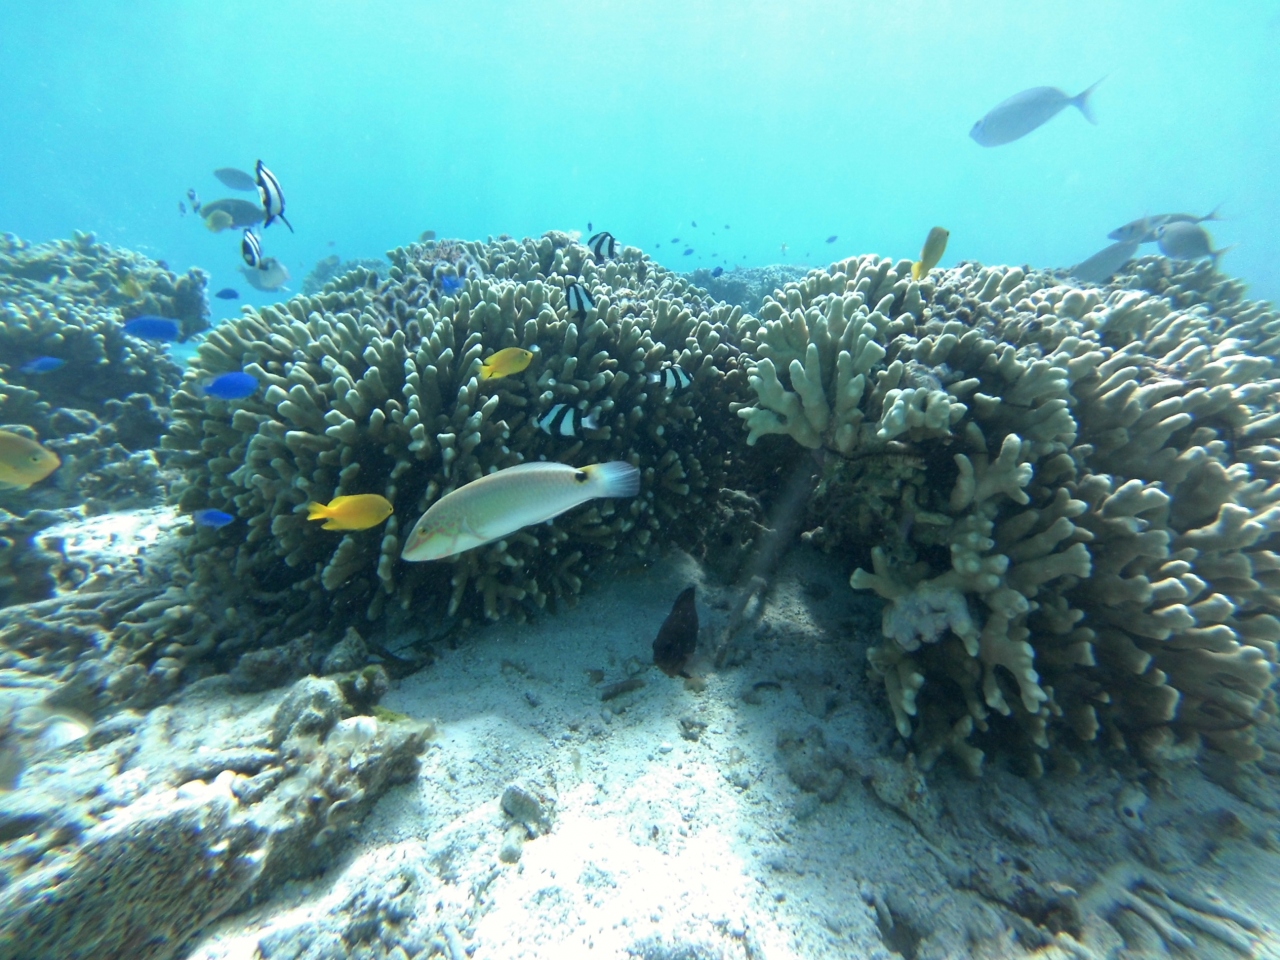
[402,460,641,561]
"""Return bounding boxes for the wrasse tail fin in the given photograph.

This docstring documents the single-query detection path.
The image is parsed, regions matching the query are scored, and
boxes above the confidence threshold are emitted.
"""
[584,461,641,498]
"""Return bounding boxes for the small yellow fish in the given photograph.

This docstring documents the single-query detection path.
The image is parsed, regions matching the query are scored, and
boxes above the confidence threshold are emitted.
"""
[306,494,394,531]
[912,226,950,281]
[0,429,60,489]
[118,276,144,300]
[479,347,534,380]
[205,210,234,233]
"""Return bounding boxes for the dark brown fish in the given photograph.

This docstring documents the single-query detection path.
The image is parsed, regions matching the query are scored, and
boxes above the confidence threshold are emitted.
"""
[653,585,698,678]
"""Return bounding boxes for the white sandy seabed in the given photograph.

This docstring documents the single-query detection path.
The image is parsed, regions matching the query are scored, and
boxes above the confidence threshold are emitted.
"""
[19,508,1280,959]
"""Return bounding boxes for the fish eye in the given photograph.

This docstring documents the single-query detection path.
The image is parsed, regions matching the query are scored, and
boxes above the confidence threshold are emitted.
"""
[574,470,588,483]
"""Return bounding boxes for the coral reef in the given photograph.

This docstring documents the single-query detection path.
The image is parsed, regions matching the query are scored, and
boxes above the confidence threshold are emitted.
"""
[732,253,1279,771]
[302,254,390,295]
[0,231,194,515]
[148,231,756,685]
[687,263,811,315]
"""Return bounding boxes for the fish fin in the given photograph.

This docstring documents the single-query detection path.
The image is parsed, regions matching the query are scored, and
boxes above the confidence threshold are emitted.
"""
[1072,75,1106,125]
[1202,203,1225,223]
[584,461,641,498]
[1211,244,1238,269]
[279,213,295,233]
[305,502,329,521]
[911,260,924,281]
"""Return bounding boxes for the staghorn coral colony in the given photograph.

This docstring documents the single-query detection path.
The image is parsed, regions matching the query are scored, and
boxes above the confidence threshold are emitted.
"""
[732,252,1279,773]
[146,232,757,693]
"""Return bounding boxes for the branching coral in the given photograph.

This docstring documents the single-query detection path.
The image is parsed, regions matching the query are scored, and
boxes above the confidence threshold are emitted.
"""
[734,253,1279,771]
[148,232,755,684]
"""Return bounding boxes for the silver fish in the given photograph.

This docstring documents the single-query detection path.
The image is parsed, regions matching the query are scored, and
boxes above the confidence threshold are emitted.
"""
[1109,206,1223,243]
[1070,238,1140,284]
[1155,222,1234,266]
[970,78,1105,147]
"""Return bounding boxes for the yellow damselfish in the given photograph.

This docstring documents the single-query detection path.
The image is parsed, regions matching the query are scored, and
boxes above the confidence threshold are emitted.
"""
[479,347,534,380]
[912,226,950,281]
[306,494,394,531]
[0,429,60,489]
[402,460,640,561]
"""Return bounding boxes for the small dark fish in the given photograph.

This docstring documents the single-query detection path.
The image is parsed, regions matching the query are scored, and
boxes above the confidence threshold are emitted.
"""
[328,240,336,246]
[724,224,730,229]
[647,363,692,394]
[587,221,593,231]
[671,237,680,243]
[213,167,258,191]
[19,357,65,374]
[826,235,838,243]
[201,372,259,400]
[420,230,436,242]
[691,220,698,227]
[193,508,236,528]
[535,402,600,436]
[565,281,594,320]
[711,266,723,278]
[653,585,698,678]
[214,287,240,300]
[241,230,263,269]
[186,188,201,213]
[587,231,617,260]
[683,248,694,256]
[179,201,187,216]
[255,160,293,232]
[122,316,181,341]
[440,274,463,294]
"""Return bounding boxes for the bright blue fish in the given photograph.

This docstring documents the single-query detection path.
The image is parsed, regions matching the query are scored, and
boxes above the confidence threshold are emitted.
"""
[440,275,463,294]
[214,288,240,300]
[201,372,259,400]
[122,316,181,341]
[826,235,838,244]
[711,266,724,278]
[192,508,235,528]
[683,248,694,256]
[20,357,66,374]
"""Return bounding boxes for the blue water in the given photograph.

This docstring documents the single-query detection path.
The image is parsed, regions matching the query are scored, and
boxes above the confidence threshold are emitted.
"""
[2,1,1277,308]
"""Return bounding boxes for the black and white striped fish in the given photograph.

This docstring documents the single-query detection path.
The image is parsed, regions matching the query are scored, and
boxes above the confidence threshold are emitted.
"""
[587,231,617,260]
[255,160,293,232]
[647,363,692,392]
[241,229,263,269]
[535,403,601,436]
[565,281,594,320]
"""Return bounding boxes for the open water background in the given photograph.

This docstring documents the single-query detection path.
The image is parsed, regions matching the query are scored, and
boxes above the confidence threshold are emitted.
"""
[1,1,1277,308]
